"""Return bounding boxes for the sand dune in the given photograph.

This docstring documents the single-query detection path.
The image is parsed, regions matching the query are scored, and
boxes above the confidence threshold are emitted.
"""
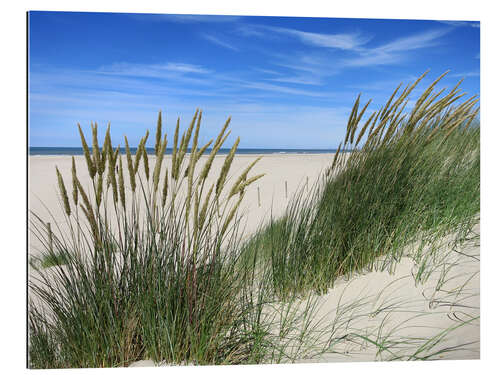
[28,153,479,364]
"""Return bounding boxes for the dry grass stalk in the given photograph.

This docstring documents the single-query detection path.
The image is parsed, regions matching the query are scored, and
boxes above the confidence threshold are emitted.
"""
[198,184,214,230]
[154,111,162,156]
[355,111,376,148]
[185,111,202,223]
[228,156,263,198]
[107,146,120,204]
[71,156,78,206]
[96,174,103,208]
[216,137,240,199]
[118,155,126,209]
[171,118,180,180]
[350,99,372,144]
[221,194,244,236]
[134,130,149,174]
[91,123,103,176]
[56,166,71,216]
[161,167,168,208]
[78,123,96,179]
[345,94,360,145]
[142,145,150,181]
[153,135,167,193]
[124,136,136,192]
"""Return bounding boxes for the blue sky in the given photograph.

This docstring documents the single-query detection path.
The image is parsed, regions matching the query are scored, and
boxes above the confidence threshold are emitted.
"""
[28,12,480,148]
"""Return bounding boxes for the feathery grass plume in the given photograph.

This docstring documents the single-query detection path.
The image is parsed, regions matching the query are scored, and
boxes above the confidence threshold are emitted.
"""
[74,176,100,242]
[185,111,203,222]
[195,140,212,163]
[199,122,232,183]
[379,83,403,122]
[216,137,240,199]
[96,174,103,208]
[142,143,150,180]
[174,110,199,180]
[91,122,102,175]
[134,139,144,174]
[229,156,263,198]
[220,193,244,237]
[367,110,381,138]
[214,116,232,149]
[55,167,71,216]
[408,71,450,125]
[124,136,136,192]
[181,109,199,153]
[153,135,167,193]
[330,142,342,171]
[442,98,479,129]
[79,203,99,243]
[118,155,126,209]
[237,173,265,196]
[344,94,361,145]
[350,99,372,144]
[173,133,186,180]
[71,156,78,206]
[408,87,447,131]
[198,184,214,230]
[193,186,200,232]
[134,130,149,174]
[161,167,168,208]
[78,123,96,179]
[99,123,111,175]
[154,111,162,155]
[355,111,377,148]
[366,116,386,146]
[381,100,409,145]
[74,177,94,218]
[171,117,180,179]
[463,107,480,131]
[107,146,120,204]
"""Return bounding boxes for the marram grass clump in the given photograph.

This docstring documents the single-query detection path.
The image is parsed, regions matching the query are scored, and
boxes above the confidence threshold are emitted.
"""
[28,110,271,368]
[243,71,480,297]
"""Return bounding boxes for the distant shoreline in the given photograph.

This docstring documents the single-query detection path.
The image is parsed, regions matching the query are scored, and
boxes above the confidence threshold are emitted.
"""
[29,147,348,156]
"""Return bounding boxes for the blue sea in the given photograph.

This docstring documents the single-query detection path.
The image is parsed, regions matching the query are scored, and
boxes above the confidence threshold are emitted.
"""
[29,147,339,156]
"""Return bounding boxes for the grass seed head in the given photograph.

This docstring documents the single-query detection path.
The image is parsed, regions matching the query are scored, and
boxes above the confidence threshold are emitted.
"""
[56,166,71,216]
[78,123,96,179]
[71,156,78,206]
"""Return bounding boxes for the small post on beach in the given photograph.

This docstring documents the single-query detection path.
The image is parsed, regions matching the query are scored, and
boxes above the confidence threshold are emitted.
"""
[285,180,288,199]
[306,176,309,190]
[257,186,261,207]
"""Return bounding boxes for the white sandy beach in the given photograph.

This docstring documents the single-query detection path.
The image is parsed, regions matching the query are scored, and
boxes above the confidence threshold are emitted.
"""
[28,153,480,363]
[29,153,335,255]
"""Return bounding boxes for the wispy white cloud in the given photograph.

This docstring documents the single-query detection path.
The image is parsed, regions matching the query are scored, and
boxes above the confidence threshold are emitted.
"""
[343,28,452,67]
[241,24,370,50]
[92,62,214,87]
[201,34,238,51]
[377,28,451,53]
[101,62,211,75]
[268,75,322,85]
[449,71,480,78]
[129,14,241,23]
[240,81,329,97]
[436,20,480,28]
[252,65,323,85]
[274,27,371,50]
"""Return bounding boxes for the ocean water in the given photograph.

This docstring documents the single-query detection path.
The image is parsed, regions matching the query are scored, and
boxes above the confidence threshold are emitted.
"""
[29,147,340,156]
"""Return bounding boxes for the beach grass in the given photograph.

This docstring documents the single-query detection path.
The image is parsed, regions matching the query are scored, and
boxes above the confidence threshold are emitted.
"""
[28,71,480,368]
[241,71,479,297]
